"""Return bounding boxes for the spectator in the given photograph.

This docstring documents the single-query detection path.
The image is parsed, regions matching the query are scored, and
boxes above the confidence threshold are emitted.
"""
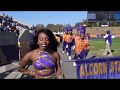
[16,28,20,37]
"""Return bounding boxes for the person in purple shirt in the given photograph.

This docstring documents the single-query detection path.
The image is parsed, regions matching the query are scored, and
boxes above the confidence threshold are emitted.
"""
[18,29,62,79]
[103,30,115,56]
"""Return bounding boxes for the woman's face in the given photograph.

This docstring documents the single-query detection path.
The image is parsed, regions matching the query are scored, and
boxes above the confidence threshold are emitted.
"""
[38,32,50,50]
[77,31,81,35]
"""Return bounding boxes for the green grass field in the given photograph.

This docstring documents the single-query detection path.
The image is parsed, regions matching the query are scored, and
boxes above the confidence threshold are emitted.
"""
[89,38,120,57]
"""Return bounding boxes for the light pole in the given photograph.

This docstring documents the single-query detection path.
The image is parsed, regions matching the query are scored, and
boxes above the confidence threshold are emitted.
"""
[18,36,21,61]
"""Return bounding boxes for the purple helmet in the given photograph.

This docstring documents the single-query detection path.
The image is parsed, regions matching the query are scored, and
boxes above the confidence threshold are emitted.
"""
[64,26,72,32]
[76,25,82,31]
[106,30,110,34]
[76,25,86,34]
[63,26,68,32]
[67,26,72,31]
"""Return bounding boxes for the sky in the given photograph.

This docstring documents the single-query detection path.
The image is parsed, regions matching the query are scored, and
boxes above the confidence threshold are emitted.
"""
[0,11,87,27]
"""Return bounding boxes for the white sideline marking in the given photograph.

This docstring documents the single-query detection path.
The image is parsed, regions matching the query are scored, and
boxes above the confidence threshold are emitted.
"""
[4,70,19,79]
[15,72,23,79]
[0,64,18,73]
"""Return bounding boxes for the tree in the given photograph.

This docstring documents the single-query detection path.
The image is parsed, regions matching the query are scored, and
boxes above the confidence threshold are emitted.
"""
[45,24,54,31]
[110,21,118,27]
[75,22,83,27]
[92,23,97,27]
[82,19,90,27]
[46,24,64,32]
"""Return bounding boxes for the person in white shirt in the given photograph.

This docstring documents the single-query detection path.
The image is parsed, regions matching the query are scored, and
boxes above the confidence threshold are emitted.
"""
[103,30,115,56]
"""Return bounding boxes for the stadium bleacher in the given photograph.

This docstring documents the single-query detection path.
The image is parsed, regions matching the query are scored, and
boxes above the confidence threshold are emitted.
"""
[0,13,32,66]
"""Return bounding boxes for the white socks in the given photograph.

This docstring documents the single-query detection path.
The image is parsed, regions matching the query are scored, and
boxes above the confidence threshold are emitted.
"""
[73,62,76,66]
[69,56,71,60]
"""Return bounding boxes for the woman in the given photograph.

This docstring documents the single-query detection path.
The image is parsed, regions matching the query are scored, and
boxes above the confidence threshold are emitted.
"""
[18,29,62,79]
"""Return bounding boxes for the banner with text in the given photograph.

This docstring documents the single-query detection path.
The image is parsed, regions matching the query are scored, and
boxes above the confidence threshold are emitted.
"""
[76,56,120,79]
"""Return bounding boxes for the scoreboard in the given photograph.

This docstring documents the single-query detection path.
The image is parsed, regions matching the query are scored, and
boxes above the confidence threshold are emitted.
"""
[87,11,120,22]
